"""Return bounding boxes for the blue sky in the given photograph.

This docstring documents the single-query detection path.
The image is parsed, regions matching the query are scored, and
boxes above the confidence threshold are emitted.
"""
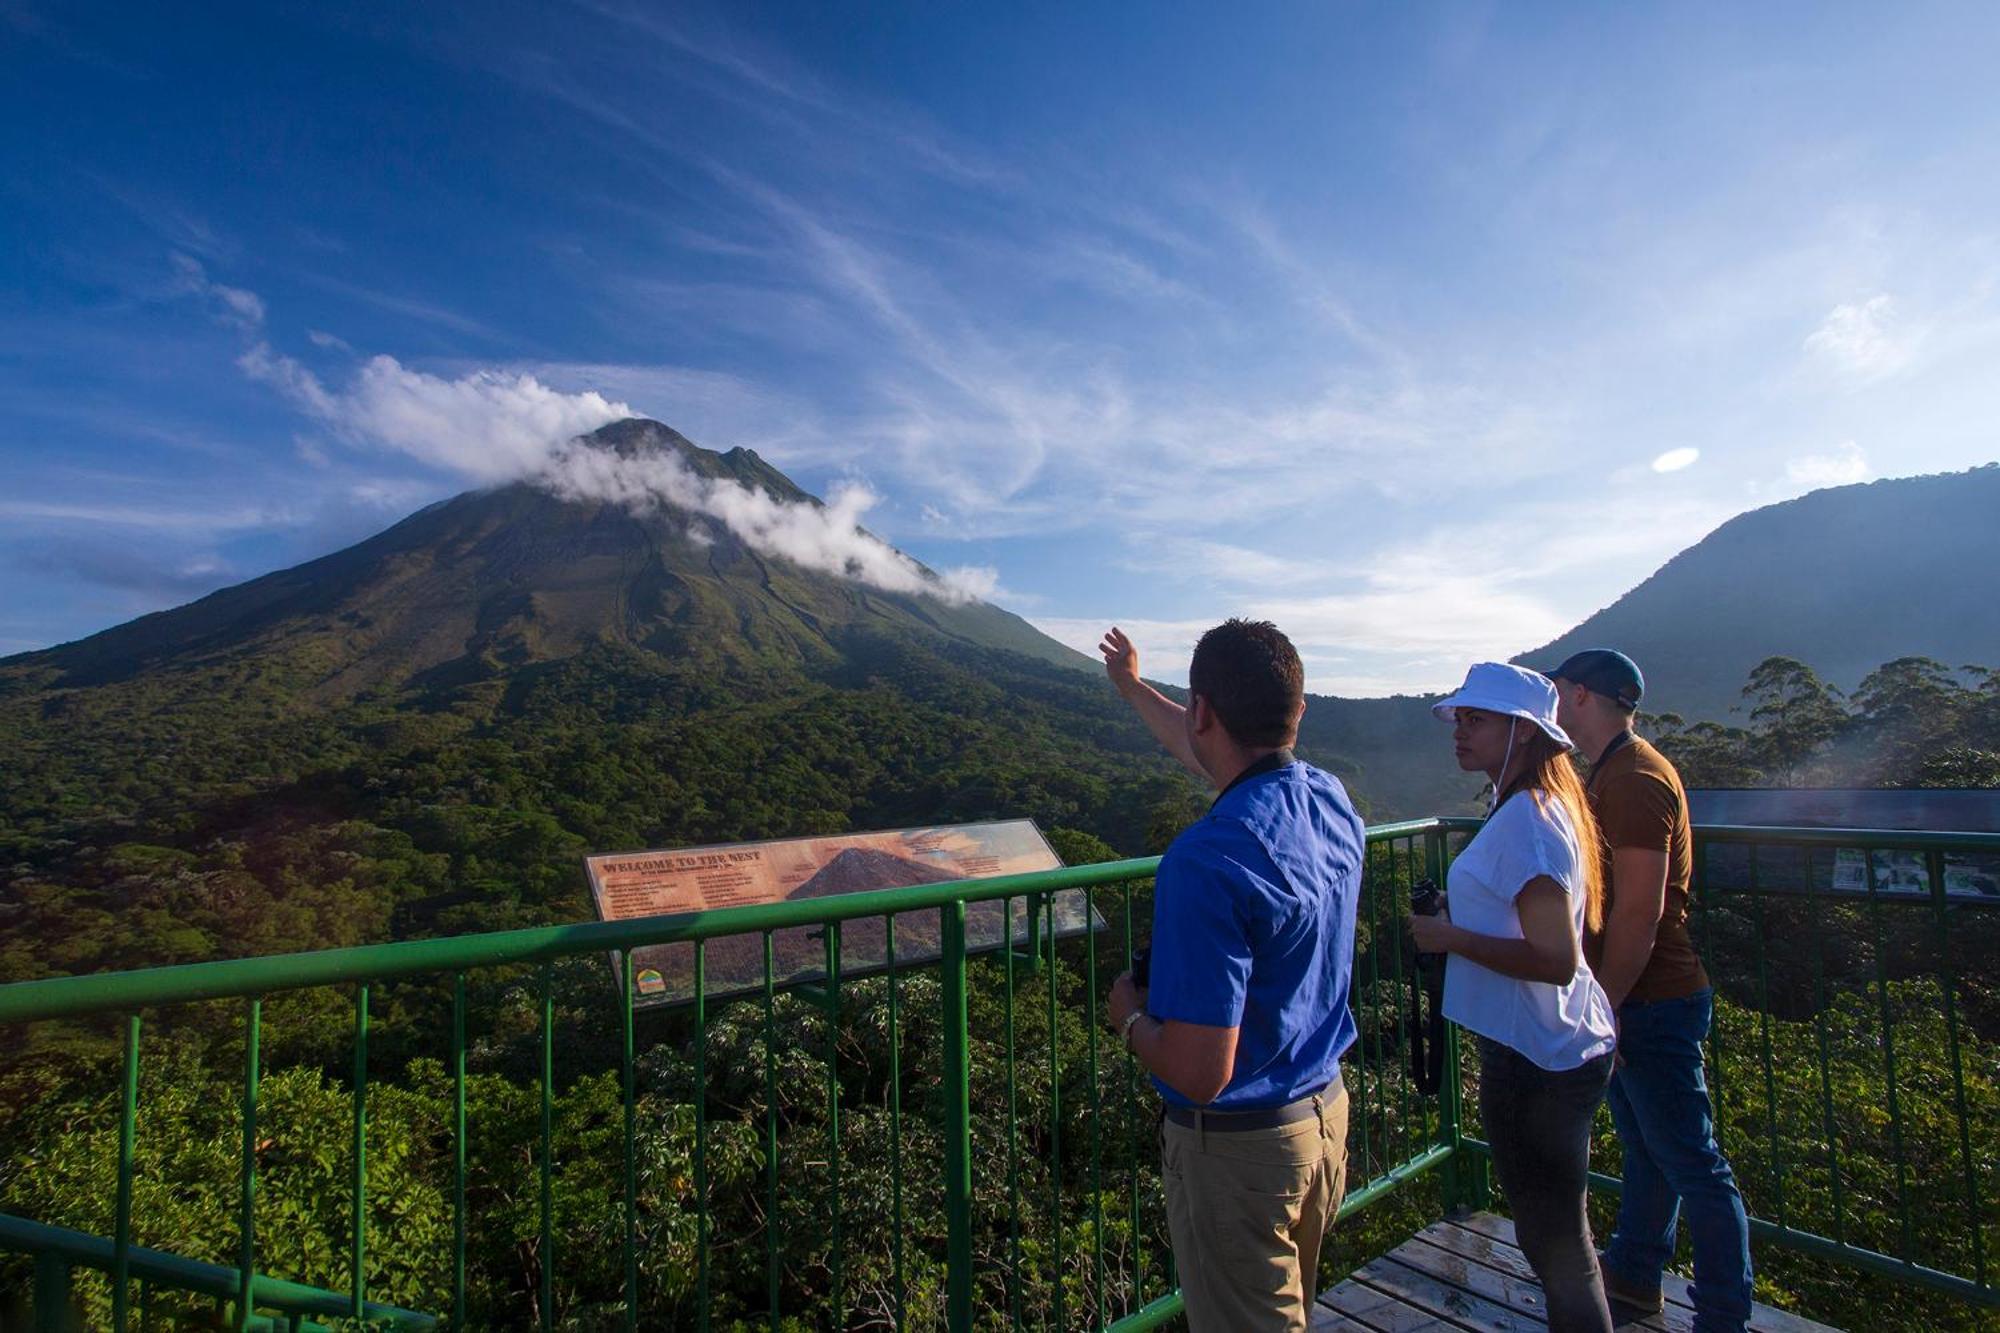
[4,2,1999,694]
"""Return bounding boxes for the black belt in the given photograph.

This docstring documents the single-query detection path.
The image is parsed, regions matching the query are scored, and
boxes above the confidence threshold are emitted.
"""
[1163,1079,1339,1133]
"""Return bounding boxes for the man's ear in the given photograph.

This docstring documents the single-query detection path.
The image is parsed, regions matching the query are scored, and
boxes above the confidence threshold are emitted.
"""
[1187,692,1214,735]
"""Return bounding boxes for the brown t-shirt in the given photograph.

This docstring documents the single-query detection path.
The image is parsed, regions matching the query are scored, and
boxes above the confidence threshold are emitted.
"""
[1584,733,1709,1004]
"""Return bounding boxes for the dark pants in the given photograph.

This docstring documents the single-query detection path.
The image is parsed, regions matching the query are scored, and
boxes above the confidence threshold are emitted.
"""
[1479,1037,1616,1333]
[1604,988,1753,1333]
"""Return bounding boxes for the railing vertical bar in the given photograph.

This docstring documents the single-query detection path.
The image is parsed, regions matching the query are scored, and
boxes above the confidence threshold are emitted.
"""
[1004,896,1023,1329]
[826,920,845,1328]
[33,1253,71,1333]
[942,898,974,1333]
[887,913,906,1331]
[1864,849,1916,1264]
[1696,844,1725,1149]
[1365,837,1388,1183]
[1352,844,1374,1185]
[1927,847,1987,1286]
[621,951,637,1330]
[1046,891,1065,1332]
[236,997,261,1333]
[1802,848,1847,1245]
[113,1012,140,1333]
[351,982,368,1319]
[762,932,780,1331]
[1123,881,1141,1316]
[1392,840,1424,1160]
[539,961,554,1333]
[1747,848,1786,1230]
[1084,884,1106,1329]
[1416,840,1432,1144]
[694,938,710,1333]
[452,973,467,1331]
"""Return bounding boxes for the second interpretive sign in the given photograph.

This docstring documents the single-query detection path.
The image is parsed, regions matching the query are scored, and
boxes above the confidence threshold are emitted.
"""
[584,819,1100,1006]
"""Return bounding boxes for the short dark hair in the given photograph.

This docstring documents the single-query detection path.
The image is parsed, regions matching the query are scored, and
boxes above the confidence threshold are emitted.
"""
[1187,619,1304,747]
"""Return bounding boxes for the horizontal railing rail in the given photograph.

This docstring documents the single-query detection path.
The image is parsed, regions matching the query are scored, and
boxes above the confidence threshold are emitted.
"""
[0,1213,436,1331]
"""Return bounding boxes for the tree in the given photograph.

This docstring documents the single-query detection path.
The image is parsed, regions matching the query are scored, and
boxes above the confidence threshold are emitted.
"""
[1648,715,1762,788]
[1850,657,1971,782]
[1903,746,2000,789]
[1740,657,1848,783]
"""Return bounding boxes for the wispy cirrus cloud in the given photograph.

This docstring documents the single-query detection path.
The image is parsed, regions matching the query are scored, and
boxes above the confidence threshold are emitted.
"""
[176,257,999,603]
[1802,293,1922,382]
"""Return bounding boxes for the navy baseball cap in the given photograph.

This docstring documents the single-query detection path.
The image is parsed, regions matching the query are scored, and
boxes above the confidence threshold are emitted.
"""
[1548,649,1645,711]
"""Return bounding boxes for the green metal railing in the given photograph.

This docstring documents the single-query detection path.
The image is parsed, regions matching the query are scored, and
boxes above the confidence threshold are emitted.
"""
[0,819,1993,1328]
[1450,823,2000,1315]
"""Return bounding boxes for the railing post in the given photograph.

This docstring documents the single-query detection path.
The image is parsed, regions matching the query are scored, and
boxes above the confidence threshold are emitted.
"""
[114,1013,140,1333]
[33,1252,74,1333]
[237,997,261,1332]
[1426,828,1486,1213]
[941,899,973,1332]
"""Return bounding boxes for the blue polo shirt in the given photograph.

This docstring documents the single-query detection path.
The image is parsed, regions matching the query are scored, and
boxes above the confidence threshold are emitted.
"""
[1147,759,1364,1109]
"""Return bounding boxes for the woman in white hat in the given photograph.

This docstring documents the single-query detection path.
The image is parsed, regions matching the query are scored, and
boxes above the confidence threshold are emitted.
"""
[1409,662,1617,1333]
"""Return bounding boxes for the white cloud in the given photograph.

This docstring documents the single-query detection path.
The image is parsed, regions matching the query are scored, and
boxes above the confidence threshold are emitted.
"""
[1785,440,1871,489]
[0,499,290,530]
[1802,294,1919,381]
[1651,447,1699,473]
[177,258,996,606]
[289,354,633,483]
[1134,539,1337,589]
[538,441,998,603]
[169,253,263,330]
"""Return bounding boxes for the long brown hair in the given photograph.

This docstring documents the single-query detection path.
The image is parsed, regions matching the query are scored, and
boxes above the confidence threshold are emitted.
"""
[1500,726,1605,932]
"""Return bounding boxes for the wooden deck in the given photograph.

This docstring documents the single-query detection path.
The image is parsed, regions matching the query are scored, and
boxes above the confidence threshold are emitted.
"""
[1314,1212,1841,1333]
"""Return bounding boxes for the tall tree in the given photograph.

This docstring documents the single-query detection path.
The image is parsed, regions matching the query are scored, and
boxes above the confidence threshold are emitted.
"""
[1850,657,1970,782]
[1740,657,1848,784]
[1648,713,1763,788]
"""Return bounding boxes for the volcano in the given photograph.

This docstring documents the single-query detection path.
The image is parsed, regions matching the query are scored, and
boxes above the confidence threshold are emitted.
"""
[3,418,1088,699]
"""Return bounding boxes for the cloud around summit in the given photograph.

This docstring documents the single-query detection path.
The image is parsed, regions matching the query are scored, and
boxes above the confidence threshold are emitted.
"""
[178,257,997,606]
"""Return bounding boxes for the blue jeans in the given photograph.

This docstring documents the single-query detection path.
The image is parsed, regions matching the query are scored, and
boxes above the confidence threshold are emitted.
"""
[1603,988,1754,1333]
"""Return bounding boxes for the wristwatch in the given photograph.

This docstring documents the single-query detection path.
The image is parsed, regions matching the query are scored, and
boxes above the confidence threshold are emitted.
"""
[1119,1010,1145,1049]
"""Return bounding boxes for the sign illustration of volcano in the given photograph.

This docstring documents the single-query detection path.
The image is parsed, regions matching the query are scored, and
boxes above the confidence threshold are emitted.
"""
[584,819,1100,1005]
[792,847,967,899]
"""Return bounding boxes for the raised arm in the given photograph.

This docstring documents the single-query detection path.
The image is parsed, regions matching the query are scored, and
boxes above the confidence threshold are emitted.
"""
[1100,626,1209,783]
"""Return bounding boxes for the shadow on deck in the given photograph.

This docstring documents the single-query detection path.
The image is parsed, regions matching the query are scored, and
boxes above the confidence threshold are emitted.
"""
[1316,1213,1840,1333]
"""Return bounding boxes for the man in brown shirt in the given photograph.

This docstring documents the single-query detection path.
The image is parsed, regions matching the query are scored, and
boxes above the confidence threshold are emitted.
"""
[1551,650,1752,1333]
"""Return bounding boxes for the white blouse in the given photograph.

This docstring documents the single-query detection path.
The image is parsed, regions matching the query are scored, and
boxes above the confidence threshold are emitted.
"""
[1442,791,1616,1072]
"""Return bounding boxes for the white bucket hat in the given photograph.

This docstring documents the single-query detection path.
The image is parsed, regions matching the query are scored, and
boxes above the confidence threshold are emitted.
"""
[1431,662,1574,751]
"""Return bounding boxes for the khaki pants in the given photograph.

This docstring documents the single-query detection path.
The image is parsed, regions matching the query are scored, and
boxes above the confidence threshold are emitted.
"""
[1161,1083,1349,1332]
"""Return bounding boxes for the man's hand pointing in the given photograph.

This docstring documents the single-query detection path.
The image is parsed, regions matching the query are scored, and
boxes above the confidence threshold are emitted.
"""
[1100,626,1142,699]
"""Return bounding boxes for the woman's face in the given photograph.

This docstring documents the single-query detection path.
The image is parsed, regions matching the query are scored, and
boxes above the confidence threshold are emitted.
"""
[1451,706,1520,774]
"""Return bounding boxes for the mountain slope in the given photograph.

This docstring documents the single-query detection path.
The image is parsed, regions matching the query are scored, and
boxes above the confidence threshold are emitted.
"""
[1524,465,2000,722]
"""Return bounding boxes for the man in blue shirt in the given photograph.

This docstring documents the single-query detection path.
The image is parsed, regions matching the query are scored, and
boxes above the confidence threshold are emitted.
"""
[1101,619,1364,1332]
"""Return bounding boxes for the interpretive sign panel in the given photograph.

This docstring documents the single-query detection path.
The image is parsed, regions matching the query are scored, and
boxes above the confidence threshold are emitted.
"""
[584,820,1101,1006]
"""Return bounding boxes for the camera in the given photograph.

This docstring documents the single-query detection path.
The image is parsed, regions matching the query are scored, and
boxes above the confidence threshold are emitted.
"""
[1409,878,1446,975]
[1409,878,1443,919]
[1406,877,1448,1094]
[1131,946,1151,989]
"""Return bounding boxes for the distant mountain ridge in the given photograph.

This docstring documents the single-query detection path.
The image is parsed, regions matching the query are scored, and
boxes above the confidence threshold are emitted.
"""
[1522,465,2000,722]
